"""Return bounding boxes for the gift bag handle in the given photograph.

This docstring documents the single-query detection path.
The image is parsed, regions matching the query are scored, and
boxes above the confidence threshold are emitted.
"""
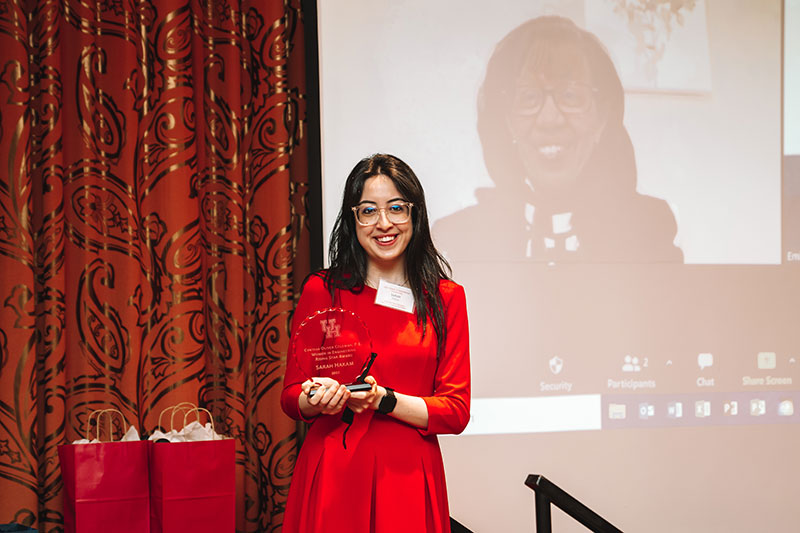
[172,403,205,430]
[182,407,218,440]
[86,408,128,442]
[85,409,104,441]
[157,402,198,432]
[99,409,128,442]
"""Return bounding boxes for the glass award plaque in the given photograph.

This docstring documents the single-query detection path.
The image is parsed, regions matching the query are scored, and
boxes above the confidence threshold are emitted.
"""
[289,307,376,397]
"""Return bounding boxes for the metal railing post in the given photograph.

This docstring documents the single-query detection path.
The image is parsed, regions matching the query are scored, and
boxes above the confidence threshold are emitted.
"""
[525,474,624,533]
[534,492,552,533]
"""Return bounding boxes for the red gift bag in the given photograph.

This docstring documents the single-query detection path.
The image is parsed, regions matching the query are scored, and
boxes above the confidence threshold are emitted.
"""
[58,409,150,533]
[149,408,235,533]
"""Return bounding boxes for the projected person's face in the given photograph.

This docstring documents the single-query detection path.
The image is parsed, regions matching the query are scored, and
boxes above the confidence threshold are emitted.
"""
[506,47,607,192]
[354,174,413,270]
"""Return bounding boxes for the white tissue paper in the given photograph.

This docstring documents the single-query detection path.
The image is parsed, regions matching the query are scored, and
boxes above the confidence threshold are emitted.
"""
[183,421,222,441]
[148,429,186,442]
[148,421,225,442]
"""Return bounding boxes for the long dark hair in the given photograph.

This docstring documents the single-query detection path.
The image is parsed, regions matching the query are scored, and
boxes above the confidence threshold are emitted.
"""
[325,153,452,357]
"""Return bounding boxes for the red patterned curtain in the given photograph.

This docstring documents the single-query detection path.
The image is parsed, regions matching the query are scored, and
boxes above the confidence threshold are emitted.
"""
[0,0,310,531]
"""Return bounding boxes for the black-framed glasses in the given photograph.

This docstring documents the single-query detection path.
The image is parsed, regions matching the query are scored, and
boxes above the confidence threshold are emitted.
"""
[511,82,598,116]
[351,201,414,226]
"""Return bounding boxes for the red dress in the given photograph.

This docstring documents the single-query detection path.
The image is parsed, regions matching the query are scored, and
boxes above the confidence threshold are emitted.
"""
[280,273,471,532]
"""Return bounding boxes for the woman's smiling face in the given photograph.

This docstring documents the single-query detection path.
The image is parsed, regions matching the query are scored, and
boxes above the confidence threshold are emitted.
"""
[506,45,607,192]
[354,175,413,270]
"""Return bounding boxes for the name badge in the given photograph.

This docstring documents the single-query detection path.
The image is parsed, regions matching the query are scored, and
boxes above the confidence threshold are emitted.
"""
[374,279,415,313]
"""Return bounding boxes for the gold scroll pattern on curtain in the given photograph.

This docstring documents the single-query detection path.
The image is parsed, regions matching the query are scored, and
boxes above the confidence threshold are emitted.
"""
[0,1,310,531]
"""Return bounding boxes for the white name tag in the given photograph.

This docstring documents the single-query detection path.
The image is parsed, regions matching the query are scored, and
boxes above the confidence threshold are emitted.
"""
[374,279,415,313]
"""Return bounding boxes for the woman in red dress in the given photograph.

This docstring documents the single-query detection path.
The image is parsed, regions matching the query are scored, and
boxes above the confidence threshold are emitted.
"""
[281,153,471,532]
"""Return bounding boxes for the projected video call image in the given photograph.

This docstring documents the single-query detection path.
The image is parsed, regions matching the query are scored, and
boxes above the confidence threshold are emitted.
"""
[433,15,684,264]
[320,0,793,425]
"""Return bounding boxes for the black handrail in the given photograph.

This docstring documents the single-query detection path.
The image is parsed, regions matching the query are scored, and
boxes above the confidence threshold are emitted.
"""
[525,474,624,533]
[450,516,474,533]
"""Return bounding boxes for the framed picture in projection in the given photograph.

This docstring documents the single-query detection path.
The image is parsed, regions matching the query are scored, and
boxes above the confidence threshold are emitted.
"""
[584,0,712,93]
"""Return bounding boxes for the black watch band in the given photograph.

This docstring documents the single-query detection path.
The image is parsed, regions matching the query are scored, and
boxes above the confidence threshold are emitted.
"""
[377,387,397,414]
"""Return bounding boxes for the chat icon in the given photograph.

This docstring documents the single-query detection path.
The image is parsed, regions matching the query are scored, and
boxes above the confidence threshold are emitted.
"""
[698,352,714,370]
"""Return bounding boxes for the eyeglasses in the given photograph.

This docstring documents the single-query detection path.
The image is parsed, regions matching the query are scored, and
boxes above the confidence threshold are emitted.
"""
[511,82,598,116]
[351,201,414,226]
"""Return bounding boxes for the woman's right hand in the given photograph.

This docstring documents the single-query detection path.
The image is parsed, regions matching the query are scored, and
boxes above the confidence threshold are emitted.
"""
[300,377,351,417]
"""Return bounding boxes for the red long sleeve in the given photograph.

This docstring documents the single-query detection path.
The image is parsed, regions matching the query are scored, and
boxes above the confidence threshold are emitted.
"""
[420,281,471,435]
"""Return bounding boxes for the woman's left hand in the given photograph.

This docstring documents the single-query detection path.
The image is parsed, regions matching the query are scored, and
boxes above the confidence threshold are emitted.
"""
[346,375,378,413]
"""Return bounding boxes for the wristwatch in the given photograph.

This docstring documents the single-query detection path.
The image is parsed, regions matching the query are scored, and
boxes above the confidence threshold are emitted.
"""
[377,387,397,414]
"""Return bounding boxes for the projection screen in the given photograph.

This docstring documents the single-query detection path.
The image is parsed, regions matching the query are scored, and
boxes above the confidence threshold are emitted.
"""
[315,1,799,530]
